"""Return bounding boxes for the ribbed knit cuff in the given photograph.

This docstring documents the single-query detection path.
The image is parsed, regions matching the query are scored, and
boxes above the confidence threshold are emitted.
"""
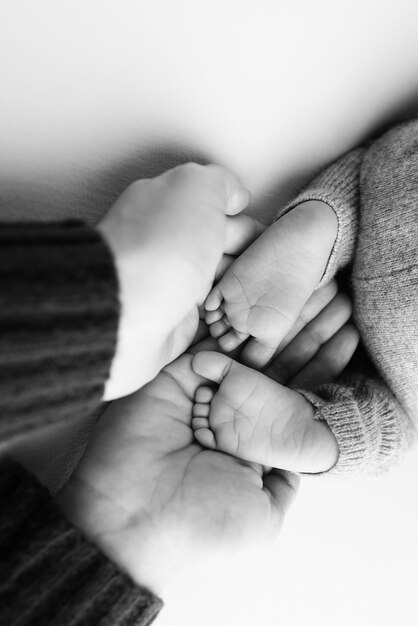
[0,461,163,626]
[277,147,365,287]
[298,377,408,476]
[0,221,120,440]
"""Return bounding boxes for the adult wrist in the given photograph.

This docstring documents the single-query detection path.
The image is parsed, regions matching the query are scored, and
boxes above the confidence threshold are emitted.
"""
[97,219,165,400]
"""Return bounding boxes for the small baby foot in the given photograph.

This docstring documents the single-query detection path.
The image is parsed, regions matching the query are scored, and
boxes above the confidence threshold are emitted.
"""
[191,351,338,472]
[205,201,338,368]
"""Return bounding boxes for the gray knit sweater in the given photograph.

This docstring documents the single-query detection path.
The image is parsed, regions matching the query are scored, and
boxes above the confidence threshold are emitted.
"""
[279,118,418,475]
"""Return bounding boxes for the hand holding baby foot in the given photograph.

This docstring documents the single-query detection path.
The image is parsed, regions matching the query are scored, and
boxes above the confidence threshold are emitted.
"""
[192,289,359,473]
[99,163,250,399]
[56,353,298,595]
[205,201,338,369]
[266,286,359,389]
[191,351,339,473]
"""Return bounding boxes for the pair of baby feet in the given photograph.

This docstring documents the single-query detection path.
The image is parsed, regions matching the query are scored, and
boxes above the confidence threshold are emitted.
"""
[192,200,358,473]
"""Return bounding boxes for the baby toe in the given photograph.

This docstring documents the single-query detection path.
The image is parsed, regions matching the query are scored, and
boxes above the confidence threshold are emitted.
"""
[192,416,210,430]
[195,386,215,403]
[218,329,247,352]
[192,351,236,383]
[205,286,223,312]
[194,427,217,449]
[205,309,225,324]
[193,403,211,418]
[209,318,231,339]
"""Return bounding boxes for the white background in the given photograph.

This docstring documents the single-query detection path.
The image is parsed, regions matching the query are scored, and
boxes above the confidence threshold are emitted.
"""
[160,449,418,626]
[2,2,418,624]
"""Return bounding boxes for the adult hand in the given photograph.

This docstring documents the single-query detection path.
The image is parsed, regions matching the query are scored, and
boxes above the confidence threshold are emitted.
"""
[55,292,358,595]
[98,163,250,400]
[55,352,298,595]
[264,283,359,389]
[190,286,359,473]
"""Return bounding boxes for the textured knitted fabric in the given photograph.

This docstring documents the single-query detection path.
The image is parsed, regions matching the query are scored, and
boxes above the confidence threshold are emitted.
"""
[0,221,119,440]
[279,119,418,476]
[0,221,163,623]
[0,460,163,626]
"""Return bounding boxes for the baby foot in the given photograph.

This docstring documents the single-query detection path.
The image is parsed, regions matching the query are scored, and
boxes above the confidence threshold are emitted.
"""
[191,351,338,473]
[205,201,338,368]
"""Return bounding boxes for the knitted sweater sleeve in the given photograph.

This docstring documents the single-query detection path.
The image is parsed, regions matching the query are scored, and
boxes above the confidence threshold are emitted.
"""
[0,221,119,440]
[284,120,418,476]
[0,221,163,623]
[299,372,413,476]
[277,146,366,286]
[0,459,163,625]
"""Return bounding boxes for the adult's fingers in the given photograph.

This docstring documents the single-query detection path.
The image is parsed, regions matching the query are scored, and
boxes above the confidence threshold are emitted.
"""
[240,337,278,371]
[158,163,251,220]
[240,282,339,372]
[215,215,266,281]
[267,292,353,384]
[203,164,252,215]
[188,334,219,355]
[224,213,266,255]
[289,323,360,389]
